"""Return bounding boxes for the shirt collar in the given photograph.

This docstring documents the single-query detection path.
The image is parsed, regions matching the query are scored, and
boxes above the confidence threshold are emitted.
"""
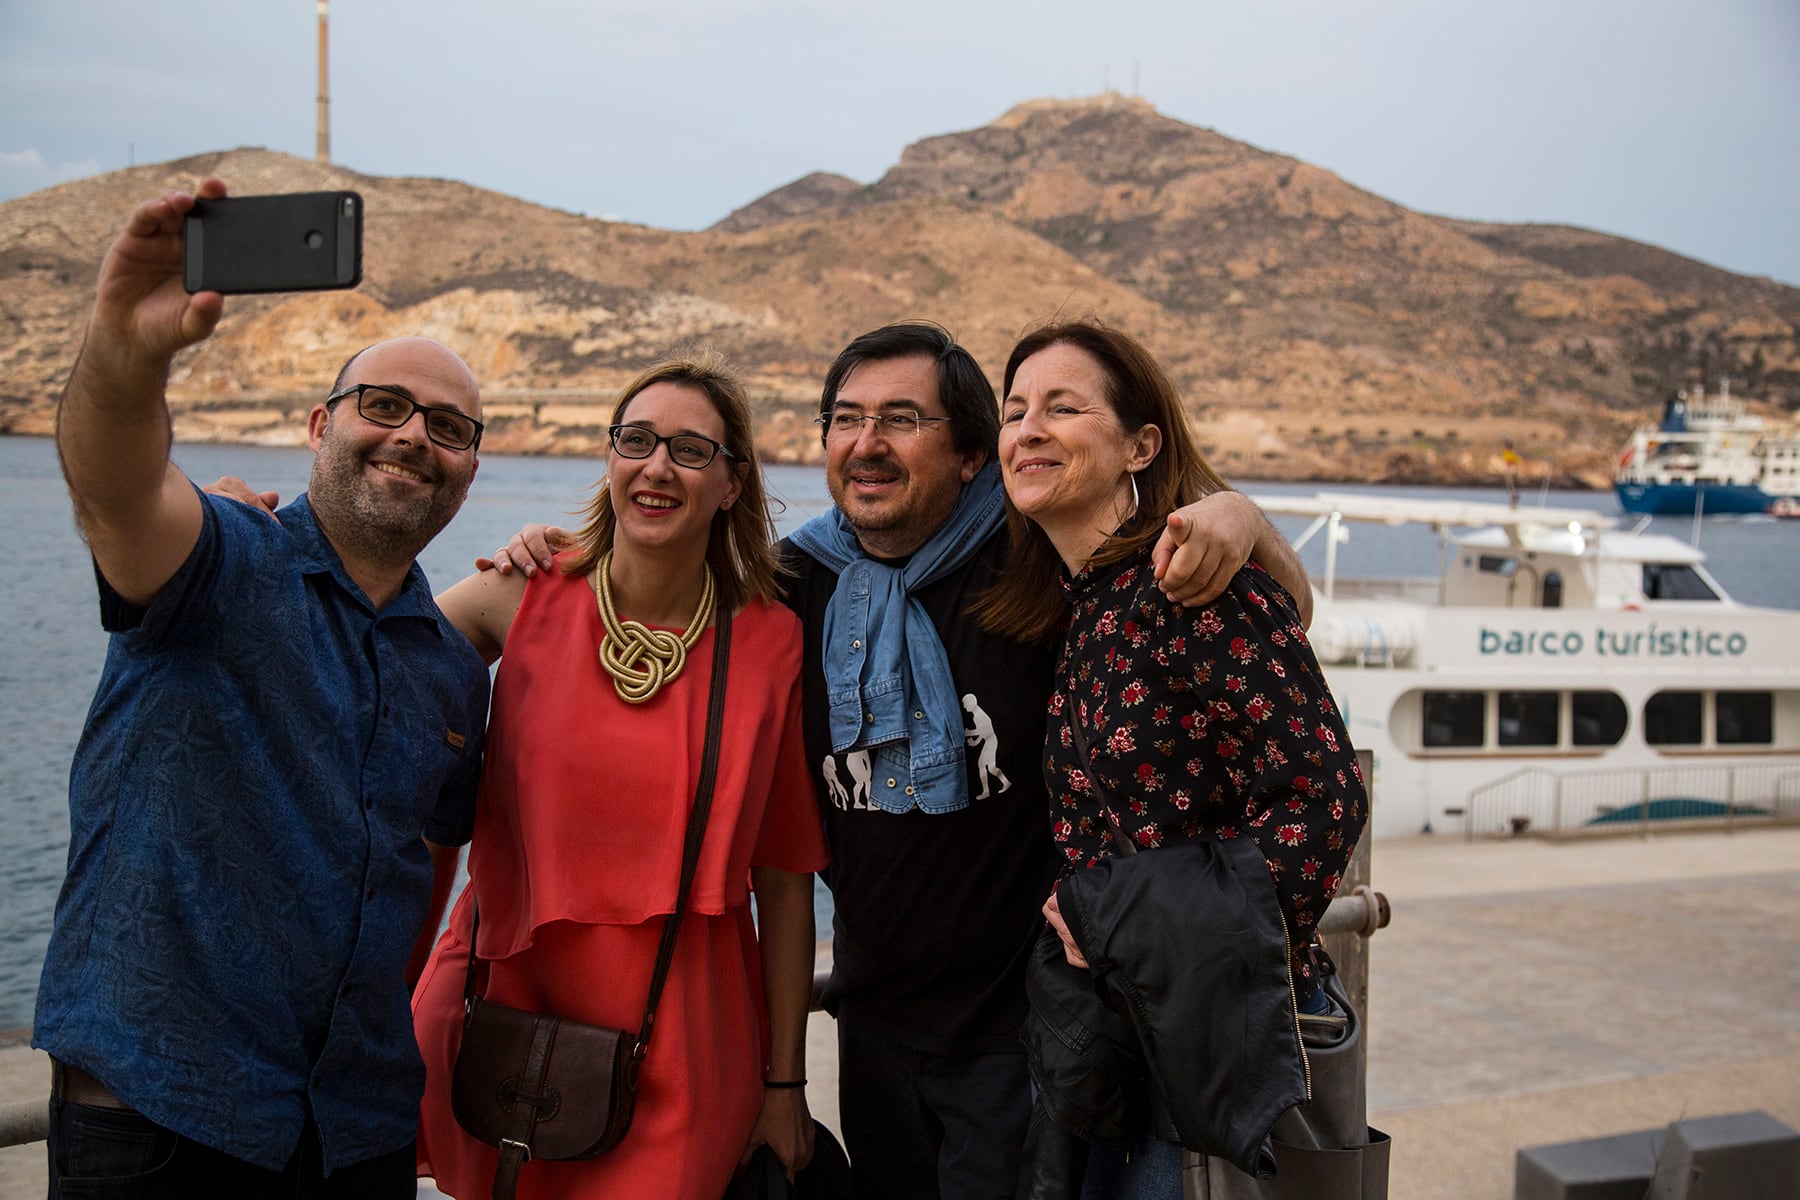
[278,494,445,632]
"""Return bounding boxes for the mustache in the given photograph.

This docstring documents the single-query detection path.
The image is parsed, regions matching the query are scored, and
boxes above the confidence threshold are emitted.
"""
[369,443,436,478]
[844,455,904,479]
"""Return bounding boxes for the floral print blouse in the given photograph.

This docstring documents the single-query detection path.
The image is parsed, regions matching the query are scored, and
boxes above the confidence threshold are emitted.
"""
[1045,547,1367,994]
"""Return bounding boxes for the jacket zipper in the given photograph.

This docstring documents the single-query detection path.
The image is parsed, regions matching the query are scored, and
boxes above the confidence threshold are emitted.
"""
[1275,904,1313,1101]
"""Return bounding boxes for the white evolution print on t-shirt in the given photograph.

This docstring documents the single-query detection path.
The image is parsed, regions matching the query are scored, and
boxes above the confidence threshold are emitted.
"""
[821,750,873,810]
[820,693,1011,810]
[962,693,1011,800]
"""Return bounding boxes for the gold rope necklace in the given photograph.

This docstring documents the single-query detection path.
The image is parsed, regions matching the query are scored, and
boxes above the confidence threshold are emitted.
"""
[593,549,717,704]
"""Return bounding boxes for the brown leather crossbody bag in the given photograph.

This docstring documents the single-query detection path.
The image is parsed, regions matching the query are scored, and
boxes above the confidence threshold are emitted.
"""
[450,605,731,1200]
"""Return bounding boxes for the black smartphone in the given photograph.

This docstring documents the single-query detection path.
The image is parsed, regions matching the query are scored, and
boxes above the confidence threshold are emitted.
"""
[182,191,363,294]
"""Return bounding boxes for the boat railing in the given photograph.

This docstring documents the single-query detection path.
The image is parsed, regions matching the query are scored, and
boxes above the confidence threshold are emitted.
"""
[1464,761,1800,841]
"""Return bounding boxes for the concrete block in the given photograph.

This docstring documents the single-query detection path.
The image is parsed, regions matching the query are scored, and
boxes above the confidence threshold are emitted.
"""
[1514,1129,1663,1200]
[1645,1110,1800,1199]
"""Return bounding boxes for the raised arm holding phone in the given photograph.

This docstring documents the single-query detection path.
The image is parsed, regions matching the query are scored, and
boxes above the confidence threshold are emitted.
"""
[35,180,491,1197]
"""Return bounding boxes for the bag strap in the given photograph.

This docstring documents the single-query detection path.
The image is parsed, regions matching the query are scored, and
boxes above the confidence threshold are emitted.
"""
[1065,700,1136,858]
[634,600,731,1054]
[462,603,735,1047]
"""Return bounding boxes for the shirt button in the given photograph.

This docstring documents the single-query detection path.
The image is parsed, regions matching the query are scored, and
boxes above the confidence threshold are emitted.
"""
[365,886,378,901]
[904,786,915,796]
[913,710,924,720]
[885,778,897,788]
[865,712,874,723]
[851,639,862,650]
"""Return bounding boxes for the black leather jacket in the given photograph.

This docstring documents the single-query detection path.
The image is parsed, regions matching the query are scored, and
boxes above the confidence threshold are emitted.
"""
[1023,834,1307,1179]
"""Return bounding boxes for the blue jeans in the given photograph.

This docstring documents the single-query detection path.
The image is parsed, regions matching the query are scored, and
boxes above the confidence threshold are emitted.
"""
[1079,1134,1184,1200]
[48,1097,416,1200]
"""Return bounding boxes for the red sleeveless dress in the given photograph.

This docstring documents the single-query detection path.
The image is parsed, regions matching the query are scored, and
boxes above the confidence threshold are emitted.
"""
[412,561,827,1198]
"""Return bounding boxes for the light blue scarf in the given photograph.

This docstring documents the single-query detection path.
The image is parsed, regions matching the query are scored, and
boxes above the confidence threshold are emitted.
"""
[788,462,1006,813]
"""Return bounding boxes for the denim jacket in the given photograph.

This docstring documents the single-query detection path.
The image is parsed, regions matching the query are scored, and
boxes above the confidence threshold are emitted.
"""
[787,464,1005,814]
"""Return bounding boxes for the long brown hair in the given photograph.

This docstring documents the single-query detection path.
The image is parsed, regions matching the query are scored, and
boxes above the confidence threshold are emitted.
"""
[976,320,1233,643]
[563,350,779,611]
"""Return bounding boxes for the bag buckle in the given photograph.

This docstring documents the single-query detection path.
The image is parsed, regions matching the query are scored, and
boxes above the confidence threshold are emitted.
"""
[501,1137,533,1163]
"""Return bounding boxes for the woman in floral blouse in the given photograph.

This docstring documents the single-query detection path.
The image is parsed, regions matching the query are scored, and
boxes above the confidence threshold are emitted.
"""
[978,320,1366,1197]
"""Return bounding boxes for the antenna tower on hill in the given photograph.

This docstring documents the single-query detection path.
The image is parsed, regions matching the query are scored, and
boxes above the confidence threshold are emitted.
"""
[315,0,331,164]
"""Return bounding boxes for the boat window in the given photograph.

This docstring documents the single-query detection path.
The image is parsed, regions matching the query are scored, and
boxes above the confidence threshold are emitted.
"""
[1497,691,1559,746]
[1641,564,1718,601]
[1644,691,1704,745]
[1715,691,1773,745]
[1477,556,1517,576]
[1541,571,1563,608]
[1571,691,1627,747]
[1423,691,1485,748]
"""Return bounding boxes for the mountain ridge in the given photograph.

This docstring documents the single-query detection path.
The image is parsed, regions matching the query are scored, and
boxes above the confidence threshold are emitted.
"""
[3,96,1794,487]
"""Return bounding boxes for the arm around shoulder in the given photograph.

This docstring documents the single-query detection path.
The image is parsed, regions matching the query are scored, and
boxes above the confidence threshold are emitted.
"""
[1246,510,1313,628]
[1151,492,1312,627]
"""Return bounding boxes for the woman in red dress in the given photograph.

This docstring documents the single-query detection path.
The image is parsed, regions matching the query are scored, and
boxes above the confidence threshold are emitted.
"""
[411,352,827,1198]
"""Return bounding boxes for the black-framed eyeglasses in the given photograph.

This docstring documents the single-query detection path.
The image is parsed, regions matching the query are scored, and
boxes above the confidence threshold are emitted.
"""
[815,409,953,439]
[608,424,737,469]
[326,384,484,452]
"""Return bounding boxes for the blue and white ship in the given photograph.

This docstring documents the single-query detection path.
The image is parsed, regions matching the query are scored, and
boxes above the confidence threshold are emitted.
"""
[1615,382,1800,515]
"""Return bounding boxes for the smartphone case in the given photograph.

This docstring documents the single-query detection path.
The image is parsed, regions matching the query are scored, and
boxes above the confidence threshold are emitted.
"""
[183,191,363,294]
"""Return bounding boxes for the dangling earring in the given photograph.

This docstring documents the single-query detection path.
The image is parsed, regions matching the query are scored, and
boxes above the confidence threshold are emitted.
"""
[1128,471,1141,520]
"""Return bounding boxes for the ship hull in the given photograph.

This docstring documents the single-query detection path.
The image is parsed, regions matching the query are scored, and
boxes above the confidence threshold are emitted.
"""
[1615,481,1770,515]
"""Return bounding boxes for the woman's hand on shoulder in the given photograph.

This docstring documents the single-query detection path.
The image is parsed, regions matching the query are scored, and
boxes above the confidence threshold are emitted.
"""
[202,476,282,520]
[475,523,575,577]
[739,1085,815,1181]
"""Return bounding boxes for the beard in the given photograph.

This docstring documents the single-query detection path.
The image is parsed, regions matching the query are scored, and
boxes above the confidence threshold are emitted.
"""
[308,422,472,570]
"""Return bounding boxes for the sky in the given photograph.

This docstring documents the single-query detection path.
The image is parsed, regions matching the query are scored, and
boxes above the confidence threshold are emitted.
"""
[4,0,1798,286]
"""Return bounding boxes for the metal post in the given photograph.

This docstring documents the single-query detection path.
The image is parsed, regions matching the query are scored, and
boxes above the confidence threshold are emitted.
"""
[1321,749,1379,1018]
[315,0,331,164]
[0,1099,45,1151]
[1323,511,1341,601]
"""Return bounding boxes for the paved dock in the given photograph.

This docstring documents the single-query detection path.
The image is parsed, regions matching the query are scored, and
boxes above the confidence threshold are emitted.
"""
[5,825,1798,1198]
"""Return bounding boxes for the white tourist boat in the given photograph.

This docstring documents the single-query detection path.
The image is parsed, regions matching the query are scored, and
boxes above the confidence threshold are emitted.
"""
[1256,493,1800,839]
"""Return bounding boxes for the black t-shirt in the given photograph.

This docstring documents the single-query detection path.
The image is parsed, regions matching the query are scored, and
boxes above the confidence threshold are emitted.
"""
[780,530,1060,1055]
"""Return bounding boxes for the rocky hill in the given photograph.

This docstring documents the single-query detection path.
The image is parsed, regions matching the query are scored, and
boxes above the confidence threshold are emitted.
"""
[3,95,1795,486]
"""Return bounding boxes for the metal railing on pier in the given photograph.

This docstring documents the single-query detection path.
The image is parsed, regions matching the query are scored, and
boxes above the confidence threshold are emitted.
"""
[1465,761,1800,840]
[2,755,1392,1154]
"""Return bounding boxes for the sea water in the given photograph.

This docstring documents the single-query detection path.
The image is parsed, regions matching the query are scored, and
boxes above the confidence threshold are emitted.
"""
[1,436,1795,1028]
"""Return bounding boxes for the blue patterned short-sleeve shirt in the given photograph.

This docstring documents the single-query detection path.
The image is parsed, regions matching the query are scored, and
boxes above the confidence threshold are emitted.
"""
[34,491,489,1172]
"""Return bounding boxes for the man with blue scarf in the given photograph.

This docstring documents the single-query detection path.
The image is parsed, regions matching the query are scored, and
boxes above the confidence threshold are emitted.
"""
[781,323,1311,1199]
